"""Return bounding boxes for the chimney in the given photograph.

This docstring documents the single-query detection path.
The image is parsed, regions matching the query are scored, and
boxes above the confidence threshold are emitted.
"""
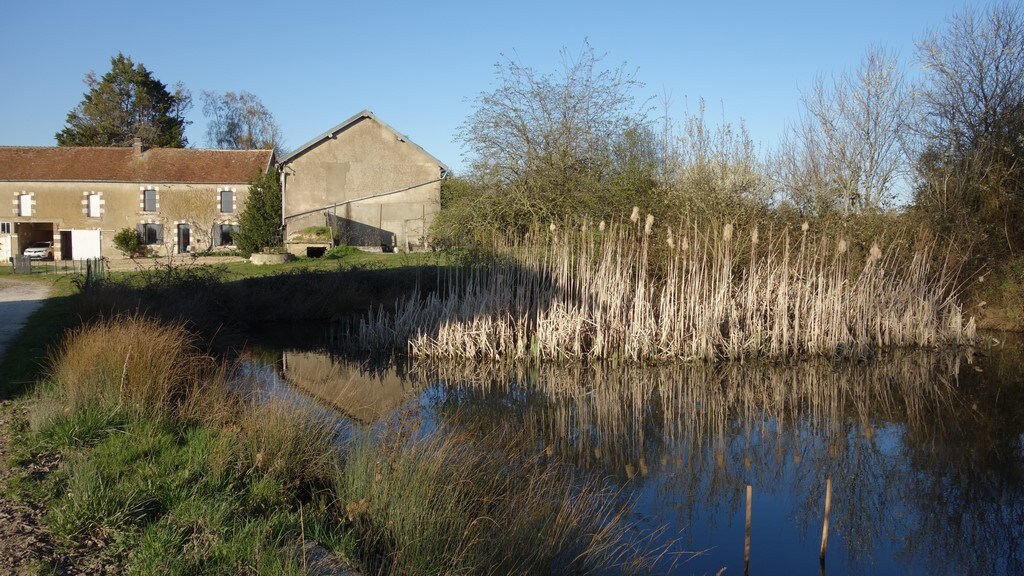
[133,137,146,154]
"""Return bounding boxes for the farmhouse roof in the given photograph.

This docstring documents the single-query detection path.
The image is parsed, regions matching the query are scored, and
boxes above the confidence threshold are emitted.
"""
[279,109,448,172]
[0,146,274,184]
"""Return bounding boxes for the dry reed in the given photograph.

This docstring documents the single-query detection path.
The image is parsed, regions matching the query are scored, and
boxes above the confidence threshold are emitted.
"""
[358,219,976,361]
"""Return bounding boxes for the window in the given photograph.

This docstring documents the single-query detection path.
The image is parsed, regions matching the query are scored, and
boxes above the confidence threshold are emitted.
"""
[18,194,31,217]
[137,223,163,245]
[87,194,101,218]
[220,190,233,213]
[143,189,157,212]
[215,224,238,246]
[0,223,10,234]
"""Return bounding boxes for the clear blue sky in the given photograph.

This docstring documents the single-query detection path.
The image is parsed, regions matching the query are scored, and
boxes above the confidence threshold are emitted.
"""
[0,0,984,172]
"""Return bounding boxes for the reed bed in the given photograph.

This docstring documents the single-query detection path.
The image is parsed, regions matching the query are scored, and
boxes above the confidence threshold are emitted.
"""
[358,218,976,361]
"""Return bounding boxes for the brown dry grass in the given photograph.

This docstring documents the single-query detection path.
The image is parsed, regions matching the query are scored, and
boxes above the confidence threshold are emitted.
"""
[359,218,976,361]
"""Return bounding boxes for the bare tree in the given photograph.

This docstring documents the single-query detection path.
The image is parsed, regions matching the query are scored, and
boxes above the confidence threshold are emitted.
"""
[916,2,1024,156]
[777,46,911,214]
[673,99,767,205]
[456,42,648,227]
[202,91,285,157]
[913,2,1024,255]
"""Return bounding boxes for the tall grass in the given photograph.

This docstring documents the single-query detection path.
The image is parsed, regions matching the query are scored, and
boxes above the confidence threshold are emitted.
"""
[22,315,672,574]
[339,422,670,575]
[359,218,976,361]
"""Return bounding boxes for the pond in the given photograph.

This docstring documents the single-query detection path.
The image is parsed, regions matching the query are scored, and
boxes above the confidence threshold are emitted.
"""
[247,327,1024,575]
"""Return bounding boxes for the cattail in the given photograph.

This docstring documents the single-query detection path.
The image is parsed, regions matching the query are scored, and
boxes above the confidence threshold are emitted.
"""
[723,223,734,242]
[644,214,654,236]
[869,242,882,262]
[599,220,606,232]
[751,227,759,245]
[801,221,810,233]
[837,239,848,254]
[667,228,675,249]
[630,207,640,223]
[680,237,689,251]
[550,222,557,233]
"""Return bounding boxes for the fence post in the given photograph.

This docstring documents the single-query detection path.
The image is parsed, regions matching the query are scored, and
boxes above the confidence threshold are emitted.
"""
[744,484,752,575]
[820,477,832,563]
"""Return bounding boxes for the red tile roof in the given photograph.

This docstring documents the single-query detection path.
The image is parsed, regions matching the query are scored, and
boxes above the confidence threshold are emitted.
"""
[0,146,274,184]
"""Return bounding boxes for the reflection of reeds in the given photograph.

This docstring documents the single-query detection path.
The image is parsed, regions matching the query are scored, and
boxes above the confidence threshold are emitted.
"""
[417,352,976,569]
[419,352,967,478]
[359,220,976,361]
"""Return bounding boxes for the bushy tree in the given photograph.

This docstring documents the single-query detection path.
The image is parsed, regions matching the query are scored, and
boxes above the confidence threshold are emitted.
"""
[912,1,1024,257]
[202,91,285,157]
[56,53,191,148]
[453,43,653,234]
[235,170,282,256]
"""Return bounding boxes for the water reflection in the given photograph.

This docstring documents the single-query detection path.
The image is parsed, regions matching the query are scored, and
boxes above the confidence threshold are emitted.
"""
[281,351,417,423]
[264,343,1023,575]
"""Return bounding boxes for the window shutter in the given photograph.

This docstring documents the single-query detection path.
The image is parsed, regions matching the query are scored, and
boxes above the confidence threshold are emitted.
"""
[136,223,144,242]
[155,224,163,243]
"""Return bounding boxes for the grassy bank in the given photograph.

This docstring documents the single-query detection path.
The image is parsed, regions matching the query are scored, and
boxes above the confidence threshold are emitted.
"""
[8,315,669,574]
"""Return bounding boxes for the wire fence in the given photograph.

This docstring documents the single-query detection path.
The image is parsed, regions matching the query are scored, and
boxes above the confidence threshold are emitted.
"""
[12,256,107,282]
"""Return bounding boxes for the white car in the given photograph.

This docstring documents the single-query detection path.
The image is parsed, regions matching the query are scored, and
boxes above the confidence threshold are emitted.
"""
[23,241,53,260]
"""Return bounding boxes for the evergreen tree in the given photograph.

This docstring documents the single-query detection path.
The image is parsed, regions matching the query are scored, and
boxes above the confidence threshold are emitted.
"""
[235,170,282,256]
[56,53,191,148]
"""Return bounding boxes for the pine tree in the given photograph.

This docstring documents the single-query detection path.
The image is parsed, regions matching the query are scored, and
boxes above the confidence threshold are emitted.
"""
[56,53,191,148]
[235,170,282,256]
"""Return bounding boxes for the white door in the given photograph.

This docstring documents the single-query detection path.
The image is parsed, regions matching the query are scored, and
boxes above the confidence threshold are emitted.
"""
[0,235,10,262]
[70,230,102,259]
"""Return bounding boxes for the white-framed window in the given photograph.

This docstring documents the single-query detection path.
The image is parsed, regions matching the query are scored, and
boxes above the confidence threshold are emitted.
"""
[142,189,157,213]
[214,223,238,246]
[87,194,102,218]
[0,223,10,234]
[137,223,163,245]
[220,190,234,213]
[18,194,32,217]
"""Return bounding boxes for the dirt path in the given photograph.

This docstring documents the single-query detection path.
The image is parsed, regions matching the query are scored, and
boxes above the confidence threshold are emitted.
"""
[0,278,51,366]
[0,279,116,574]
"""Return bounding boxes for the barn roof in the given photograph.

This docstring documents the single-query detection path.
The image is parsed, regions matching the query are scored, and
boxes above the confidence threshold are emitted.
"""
[278,109,447,172]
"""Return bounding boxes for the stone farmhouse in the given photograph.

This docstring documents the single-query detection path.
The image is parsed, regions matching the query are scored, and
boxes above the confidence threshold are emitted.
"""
[279,110,447,256]
[0,140,274,260]
[0,110,445,261]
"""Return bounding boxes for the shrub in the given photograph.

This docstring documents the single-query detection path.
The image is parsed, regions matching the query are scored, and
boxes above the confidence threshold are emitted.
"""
[112,227,141,257]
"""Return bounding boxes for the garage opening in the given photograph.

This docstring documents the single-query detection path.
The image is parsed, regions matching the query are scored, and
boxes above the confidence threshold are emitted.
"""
[15,222,55,256]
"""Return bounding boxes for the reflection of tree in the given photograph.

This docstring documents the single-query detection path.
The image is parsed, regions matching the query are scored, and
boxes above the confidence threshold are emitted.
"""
[890,352,1024,575]
[410,351,1022,575]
